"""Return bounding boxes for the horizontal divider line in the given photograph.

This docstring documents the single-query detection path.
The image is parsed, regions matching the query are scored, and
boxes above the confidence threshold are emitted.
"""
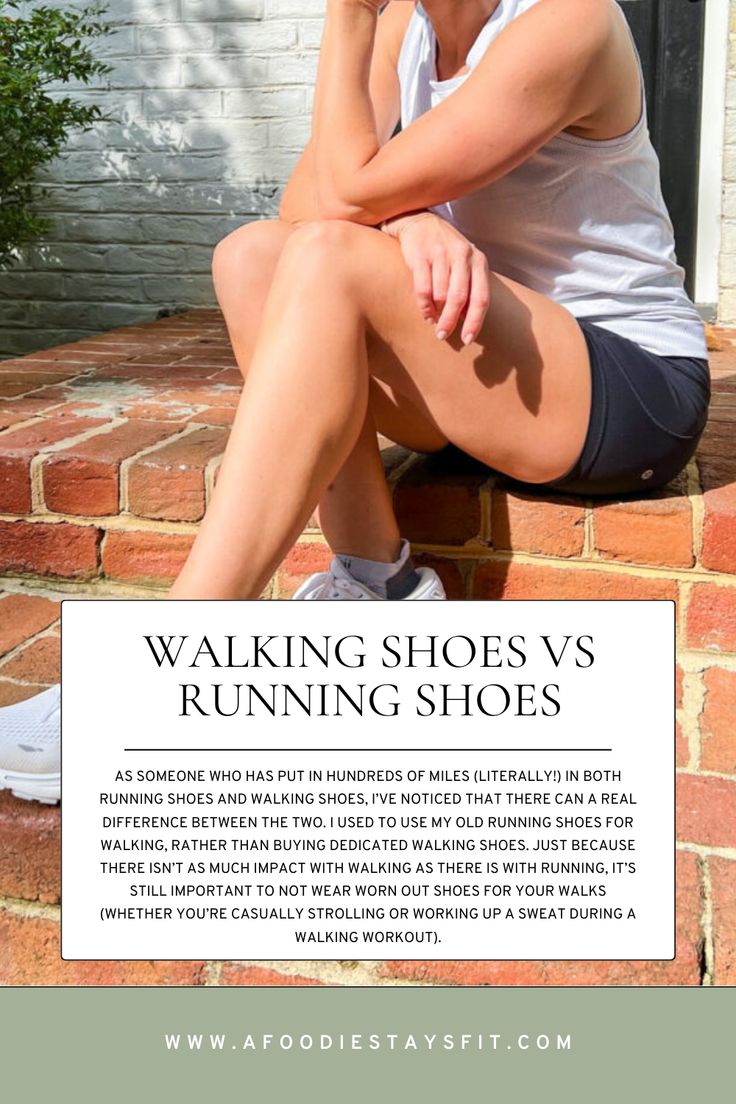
[122,747,614,753]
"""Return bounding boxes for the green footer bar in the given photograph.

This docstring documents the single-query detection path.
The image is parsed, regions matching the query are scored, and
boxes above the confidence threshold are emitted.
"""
[0,986,731,1102]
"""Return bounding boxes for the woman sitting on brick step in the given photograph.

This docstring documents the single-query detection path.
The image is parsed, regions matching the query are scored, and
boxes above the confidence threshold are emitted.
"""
[0,0,710,803]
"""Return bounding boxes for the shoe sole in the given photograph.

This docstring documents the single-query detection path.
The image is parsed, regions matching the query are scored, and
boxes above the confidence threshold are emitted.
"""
[0,769,60,805]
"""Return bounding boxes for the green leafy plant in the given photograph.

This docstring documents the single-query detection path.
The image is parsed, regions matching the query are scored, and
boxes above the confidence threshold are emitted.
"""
[0,1,110,265]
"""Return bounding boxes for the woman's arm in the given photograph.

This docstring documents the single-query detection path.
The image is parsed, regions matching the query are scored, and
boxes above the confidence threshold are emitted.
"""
[279,1,411,224]
[312,0,620,225]
[280,2,491,343]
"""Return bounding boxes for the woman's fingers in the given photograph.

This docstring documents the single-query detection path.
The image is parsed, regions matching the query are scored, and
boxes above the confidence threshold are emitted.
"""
[461,250,491,345]
[431,255,450,325]
[435,249,472,340]
[411,256,437,322]
[398,228,488,339]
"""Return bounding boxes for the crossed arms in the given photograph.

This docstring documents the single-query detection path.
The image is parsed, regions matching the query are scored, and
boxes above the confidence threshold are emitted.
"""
[280,0,625,227]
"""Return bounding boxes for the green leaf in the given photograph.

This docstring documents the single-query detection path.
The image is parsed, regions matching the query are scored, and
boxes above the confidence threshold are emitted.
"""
[0,1,110,263]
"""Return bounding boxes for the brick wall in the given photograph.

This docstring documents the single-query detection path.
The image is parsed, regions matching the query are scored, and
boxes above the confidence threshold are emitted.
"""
[0,0,322,358]
[2,0,736,353]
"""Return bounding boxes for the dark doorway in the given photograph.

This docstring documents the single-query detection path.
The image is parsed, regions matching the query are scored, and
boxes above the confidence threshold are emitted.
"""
[620,0,706,296]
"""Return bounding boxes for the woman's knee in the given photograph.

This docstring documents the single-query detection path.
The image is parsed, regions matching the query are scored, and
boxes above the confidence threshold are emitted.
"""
[277,219,378,286]
[212,219,293,305]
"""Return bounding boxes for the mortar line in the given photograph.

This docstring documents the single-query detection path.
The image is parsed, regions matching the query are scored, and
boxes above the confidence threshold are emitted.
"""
[119,421,200,513]
[680,666,706,771]
[222,958,433,988]
[681,652,736,670]
[288,531,328,546]
[227,958,380,987]
[407,544,736,587]
[3,516,736,588]
[0,576,167,600]
[479,476,495,546]
[37,417,127,457]
[699,855,715,986]
[0,896,60,921]
[30,417,128,514]
[677,841,736,861]
[0,621,60,676]
[204,960,223,987]
[677,576,693,658]
[0,509,200,536]
[386,449,421,490]
[677,652,733,672]
[676,765,736,784]
[204,452,225,507]
[0,415,47,440]
[687,459,705,567]
[582,499,595,558]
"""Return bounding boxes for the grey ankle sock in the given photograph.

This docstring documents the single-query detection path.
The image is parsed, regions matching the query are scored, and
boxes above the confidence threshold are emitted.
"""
[338,539,421,599]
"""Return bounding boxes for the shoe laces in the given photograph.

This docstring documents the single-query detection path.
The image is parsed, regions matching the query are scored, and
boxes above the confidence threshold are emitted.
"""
[304,575,368,600]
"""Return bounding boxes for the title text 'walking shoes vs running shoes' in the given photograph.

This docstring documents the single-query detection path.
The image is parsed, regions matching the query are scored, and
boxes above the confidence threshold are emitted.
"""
[0,684,61,805]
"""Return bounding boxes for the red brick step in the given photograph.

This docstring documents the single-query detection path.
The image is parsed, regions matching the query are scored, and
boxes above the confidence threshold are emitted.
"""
[0,315,735,986]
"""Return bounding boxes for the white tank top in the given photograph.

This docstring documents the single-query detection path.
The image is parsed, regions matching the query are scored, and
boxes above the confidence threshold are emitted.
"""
[397,0,707,358]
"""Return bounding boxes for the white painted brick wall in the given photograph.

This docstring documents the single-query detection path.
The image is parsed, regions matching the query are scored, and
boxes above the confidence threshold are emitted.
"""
[2,1,735,354]
[719,0,736,324]
[0,0,325,357]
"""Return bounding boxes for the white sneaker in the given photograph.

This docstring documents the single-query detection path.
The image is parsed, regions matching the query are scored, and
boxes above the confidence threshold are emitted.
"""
[0,685,61,805]
[292,556,446,600]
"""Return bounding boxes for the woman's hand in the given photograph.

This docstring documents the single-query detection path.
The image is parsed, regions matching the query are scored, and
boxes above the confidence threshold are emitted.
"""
[382,211,490,345]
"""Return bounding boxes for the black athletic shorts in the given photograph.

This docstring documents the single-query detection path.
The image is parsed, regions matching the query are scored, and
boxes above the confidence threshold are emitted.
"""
[544,319,710,497]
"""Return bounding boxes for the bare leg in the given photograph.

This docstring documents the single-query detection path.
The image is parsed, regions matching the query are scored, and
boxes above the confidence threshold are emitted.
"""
[211,220,445,566]
[170,225,373,599]
[212,219,293,371]
[171,220,590,599]
[316,405,401,562]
